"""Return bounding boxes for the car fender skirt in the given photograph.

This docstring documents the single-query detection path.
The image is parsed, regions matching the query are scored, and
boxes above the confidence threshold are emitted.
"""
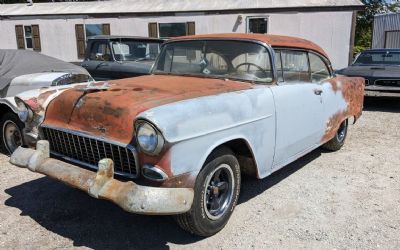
[10,141,194,215]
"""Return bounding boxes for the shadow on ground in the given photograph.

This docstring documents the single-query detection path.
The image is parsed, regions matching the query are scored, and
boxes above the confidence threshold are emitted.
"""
[363,96,400,113]
[4,149,322,249]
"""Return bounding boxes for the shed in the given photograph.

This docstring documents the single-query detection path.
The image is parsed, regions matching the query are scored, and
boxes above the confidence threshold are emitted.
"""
[0,0,363,68]
[372,12,400,49]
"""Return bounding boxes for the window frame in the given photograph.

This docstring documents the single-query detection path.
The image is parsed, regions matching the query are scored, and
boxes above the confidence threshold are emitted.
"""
[246,16,269,34]
[23,25,33,50]
[273,47,333,85]
[88,40,114,62]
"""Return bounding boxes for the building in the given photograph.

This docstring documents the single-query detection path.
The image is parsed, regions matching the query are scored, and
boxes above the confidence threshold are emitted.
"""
[372,12,400,49]
[0,0,363,68]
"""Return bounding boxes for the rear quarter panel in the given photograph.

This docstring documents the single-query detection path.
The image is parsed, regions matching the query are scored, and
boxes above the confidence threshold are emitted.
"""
[321,76,365,143]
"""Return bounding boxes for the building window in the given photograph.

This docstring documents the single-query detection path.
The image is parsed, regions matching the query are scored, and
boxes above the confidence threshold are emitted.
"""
[24,26,33,49]
[148,22,195,38]
[15,24,41,51]
[75,23,110,59]
[85,24,103,38]
[159,23,187,38]
[247,17,268,34]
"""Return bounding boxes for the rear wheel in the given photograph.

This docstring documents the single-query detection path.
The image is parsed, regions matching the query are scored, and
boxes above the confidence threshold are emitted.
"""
[0,112,24,154]
[175,147,241,236]
[322,119,348,151]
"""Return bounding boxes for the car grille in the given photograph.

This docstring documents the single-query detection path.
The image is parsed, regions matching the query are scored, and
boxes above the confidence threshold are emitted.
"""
[374,79,400,87]
[41,126,138,178]
[365,79,370,86]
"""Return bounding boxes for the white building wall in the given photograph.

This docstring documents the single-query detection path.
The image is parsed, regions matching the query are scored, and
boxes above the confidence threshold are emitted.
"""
[0,11,353,69]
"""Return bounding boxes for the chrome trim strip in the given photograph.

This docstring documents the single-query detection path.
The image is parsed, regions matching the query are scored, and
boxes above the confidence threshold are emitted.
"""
[40,124,129,148]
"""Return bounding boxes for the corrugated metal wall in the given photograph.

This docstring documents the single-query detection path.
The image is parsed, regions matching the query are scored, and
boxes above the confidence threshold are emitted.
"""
[372,12,400,48]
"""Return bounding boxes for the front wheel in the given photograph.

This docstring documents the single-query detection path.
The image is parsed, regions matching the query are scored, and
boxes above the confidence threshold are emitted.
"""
[0,112,24,154]
[175,147,241,236]
[322,119,348,151]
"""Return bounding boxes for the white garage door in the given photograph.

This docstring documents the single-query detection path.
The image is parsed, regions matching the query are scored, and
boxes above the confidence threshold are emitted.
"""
[385,31,400,48]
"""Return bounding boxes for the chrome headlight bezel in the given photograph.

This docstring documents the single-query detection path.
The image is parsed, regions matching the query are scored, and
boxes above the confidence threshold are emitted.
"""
[135,120,165,156]
[14,97,33,123]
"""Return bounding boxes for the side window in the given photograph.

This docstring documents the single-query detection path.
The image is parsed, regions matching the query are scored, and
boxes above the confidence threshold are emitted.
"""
[309,53,331,82]
[281,50,310,83]
[89,42,112,61]
[274,50,283,82]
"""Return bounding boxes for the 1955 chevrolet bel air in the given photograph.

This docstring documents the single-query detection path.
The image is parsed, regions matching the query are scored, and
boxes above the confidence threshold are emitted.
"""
[10,34,364,236]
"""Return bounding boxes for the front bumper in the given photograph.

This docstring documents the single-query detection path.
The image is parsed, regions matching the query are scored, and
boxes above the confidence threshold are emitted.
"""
[10,140,194,215]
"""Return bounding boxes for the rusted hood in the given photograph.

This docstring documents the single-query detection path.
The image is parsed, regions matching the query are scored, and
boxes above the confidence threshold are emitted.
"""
[43,75,253,143]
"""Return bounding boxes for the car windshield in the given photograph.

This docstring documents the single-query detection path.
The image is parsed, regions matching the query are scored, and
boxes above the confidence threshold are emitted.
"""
[353,51,400,65]
[111,39,161,62]
[153,40,273,83]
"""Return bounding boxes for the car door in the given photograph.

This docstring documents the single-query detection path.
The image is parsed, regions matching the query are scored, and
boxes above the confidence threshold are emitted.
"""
[82,40,114,81]
[270,49,325,170]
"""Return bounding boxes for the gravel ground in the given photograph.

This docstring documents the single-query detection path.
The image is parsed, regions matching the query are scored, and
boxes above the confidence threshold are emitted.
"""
[0,97,399,250]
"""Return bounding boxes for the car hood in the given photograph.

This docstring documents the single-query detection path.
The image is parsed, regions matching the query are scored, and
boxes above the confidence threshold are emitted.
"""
[43,75,253,143]
[337,65,400,78]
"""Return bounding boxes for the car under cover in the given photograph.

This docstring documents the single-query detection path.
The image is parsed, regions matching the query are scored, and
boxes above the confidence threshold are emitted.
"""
[0,49,89,97]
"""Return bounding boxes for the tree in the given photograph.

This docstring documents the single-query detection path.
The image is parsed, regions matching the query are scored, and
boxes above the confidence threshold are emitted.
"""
[354,0,400,55]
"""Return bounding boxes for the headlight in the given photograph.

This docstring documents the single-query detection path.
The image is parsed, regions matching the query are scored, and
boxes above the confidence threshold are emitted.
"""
[15,97,33,123]
[135,120,164,155]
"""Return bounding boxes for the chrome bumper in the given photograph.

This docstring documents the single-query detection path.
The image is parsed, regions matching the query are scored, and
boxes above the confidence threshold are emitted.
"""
[10,140,194,215]
[365,85,400,97]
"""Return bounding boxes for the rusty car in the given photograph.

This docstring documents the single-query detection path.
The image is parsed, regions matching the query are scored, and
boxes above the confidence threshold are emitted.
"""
[10,34,364,236]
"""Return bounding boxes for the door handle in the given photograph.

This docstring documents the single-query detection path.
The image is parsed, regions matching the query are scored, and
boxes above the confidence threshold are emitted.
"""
[314,89,323,95]
[81,64,88,68]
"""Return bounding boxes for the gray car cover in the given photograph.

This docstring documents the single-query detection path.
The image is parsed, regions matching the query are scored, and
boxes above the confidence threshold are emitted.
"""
[0,49,89,97]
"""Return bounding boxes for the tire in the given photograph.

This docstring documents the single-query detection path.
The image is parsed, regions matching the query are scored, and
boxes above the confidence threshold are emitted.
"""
[322,119,348,151]
[0,112,24,155]
[175,147,241,237]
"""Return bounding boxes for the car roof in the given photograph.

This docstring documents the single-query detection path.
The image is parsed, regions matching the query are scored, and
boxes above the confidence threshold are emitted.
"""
[362,48,400,53]
[87,35,165,42]
[168,33,328,58]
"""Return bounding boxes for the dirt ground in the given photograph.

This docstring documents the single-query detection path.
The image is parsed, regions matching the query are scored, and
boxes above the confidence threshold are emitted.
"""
[0,96,399,250]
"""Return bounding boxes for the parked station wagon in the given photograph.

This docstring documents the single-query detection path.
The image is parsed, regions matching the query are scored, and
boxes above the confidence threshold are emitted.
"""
[11,34,364,236]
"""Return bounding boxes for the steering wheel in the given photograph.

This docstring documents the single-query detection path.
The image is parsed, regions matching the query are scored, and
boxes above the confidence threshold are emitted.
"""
[235,62,265,73]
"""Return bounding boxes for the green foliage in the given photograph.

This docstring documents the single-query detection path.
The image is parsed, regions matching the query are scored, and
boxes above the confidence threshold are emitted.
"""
[355,0,400,54]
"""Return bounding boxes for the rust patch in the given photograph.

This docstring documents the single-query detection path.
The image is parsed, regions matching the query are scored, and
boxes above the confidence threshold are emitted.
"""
[161,172,196,188]
[138,148,172,177]
[322,76,365,143]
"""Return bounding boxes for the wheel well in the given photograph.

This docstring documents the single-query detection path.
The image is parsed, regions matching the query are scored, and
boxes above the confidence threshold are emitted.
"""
[212,139,258,178]
[0,104,15,120]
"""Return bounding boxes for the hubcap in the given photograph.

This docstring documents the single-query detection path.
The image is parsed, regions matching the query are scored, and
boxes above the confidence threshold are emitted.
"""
[336,120,348,142]
[3,120,22,153]
[203,164,235,220]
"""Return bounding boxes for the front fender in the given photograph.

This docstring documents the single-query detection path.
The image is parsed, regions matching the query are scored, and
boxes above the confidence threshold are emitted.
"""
[137,87,277,180]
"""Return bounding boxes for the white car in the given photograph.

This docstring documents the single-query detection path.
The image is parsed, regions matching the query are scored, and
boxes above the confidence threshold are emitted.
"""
[0,49,92,153]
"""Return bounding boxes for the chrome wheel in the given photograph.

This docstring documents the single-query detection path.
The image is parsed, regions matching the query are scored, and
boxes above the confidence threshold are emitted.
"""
[203,164,235,220]
[3,120,23,153]
[336,120,348,143]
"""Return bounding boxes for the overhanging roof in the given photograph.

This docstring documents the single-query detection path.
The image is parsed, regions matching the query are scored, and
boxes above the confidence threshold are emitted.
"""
[0,0,364,17]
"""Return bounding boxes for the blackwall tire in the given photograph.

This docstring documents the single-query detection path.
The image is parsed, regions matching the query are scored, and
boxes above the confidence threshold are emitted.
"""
[0,112,24,155]
[322,119,348,152]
